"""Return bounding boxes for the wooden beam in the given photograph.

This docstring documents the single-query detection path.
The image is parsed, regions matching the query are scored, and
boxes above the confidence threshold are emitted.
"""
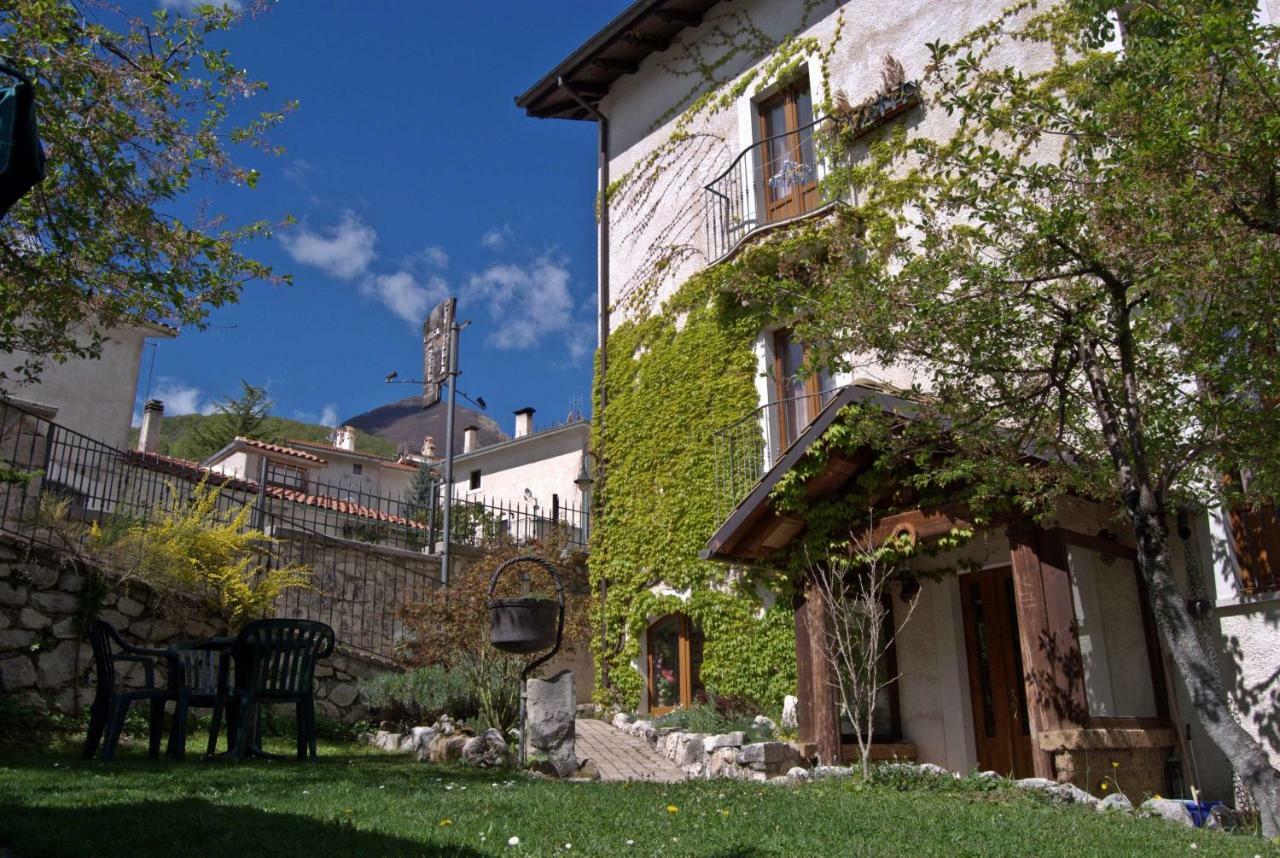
[793,588,815,745]
[858,504,977,547]
[804,571,842,765]
[592,57,641,74]
[656,8,704,26]
[1009,525,1088,780]
[623,30,674,51]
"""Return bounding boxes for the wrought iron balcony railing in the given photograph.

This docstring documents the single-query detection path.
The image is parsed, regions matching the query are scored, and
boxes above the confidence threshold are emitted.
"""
[712,386,844,521]
[704,114,833,264]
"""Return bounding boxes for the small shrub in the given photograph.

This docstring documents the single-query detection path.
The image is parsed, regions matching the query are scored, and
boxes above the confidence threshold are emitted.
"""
[650,700,774,743]
[359,666,475,727]
[102,481,311,630]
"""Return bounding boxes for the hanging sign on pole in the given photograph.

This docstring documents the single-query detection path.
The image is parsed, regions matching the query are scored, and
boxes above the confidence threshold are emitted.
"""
[421,298,456,408]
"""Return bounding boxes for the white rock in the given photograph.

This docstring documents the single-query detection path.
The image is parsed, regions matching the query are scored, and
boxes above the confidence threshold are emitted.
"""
[1139,798,1196,827]
[1097,793,1133,813]
[786,766,810,782]
[1014,777,1059,791]
[611,712,632,730]
[702,732,746,753]
[781,695,799,732]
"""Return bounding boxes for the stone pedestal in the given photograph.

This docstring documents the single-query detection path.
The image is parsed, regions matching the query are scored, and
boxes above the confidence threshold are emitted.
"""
[526,669,577,777]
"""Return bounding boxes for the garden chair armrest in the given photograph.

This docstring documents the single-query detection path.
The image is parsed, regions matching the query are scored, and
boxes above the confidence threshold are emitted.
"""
[109,653,158,688]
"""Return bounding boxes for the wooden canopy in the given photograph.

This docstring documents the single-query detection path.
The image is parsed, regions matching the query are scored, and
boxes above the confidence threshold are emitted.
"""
[515,0,723,120]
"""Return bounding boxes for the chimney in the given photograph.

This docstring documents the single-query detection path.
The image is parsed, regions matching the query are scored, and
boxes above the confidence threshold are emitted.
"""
[463,425,479,453]
[334,425,356,451]
[422,435,436,459]
[514,407,535,439]
[138,399,163,454]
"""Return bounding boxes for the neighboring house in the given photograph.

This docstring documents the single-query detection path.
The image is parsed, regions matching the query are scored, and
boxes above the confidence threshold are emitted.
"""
[203,426,419,504]
[447,407,592,547]
[0,320,176,452]
[518,0,1279,805]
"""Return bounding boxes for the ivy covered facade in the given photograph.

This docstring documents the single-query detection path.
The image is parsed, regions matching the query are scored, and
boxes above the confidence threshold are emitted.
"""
[517,0,1280,808]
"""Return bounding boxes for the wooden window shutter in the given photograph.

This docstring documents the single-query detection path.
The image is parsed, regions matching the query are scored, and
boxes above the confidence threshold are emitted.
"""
[1228,503,1280,595]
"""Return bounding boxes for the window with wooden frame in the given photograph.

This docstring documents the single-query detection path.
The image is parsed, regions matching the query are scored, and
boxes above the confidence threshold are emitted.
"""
[757,80,819,224]
[646,613,705,714]
[1229,503,1280,594]
[264,460,307,491]
[773,328,832,450]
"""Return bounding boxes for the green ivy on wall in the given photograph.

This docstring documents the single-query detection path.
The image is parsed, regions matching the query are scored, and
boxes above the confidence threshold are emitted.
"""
[590,256,801,712]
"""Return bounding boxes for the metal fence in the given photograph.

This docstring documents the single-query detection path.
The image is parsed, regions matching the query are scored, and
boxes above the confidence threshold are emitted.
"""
[711,387,844,521]
[704,114,830,263]
[0,399,587,660]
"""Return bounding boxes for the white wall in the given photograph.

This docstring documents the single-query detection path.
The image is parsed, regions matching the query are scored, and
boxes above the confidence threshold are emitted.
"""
[449,424,590,517]
[601,0,1051,328]
[0,323,163,451]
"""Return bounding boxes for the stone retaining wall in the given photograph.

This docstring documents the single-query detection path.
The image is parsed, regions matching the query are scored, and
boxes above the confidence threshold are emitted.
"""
[610,713,809,781]
[0,536,393,723]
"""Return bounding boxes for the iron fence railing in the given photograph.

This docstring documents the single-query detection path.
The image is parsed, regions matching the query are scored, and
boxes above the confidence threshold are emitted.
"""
[711,387,844,521]
[0,399,589,660]
[704,114,832,263]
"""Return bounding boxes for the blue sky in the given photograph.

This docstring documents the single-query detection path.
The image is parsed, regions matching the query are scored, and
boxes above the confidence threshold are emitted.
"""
[128,0,611,434]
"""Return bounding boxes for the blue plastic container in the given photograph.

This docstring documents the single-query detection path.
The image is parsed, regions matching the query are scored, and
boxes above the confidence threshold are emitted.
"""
[1181,800,1223,828]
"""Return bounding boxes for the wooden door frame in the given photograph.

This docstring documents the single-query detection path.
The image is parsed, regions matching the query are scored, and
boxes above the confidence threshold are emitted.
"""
[646,613,699,715]
[757,82,817,224]
[959,565,1033,777]
[772,328,823,450]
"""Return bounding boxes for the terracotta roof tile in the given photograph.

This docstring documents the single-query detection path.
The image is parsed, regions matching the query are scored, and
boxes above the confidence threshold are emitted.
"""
[124,450,258,492]
[263,486,426,529]
[237,438,328,464]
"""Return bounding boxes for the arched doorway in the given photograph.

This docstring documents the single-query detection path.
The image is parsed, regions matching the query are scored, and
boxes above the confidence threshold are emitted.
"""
[646,613,704,714]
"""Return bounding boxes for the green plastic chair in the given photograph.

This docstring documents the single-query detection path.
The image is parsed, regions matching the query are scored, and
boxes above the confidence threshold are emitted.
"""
[222,619,335,761]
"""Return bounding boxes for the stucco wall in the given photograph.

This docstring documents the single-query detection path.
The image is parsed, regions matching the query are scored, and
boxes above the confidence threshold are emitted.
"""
[0,324,163,451]
[449,424,590,520]
[601,0,1053,327]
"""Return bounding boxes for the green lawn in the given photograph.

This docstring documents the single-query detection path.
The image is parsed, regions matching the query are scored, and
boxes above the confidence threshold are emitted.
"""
[0,739,1272,858]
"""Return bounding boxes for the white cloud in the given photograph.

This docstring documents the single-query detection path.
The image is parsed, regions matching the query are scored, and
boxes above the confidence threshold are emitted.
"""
[360,271,449,326]
[279,210,377,281]
[480,225,514,251]
[466,256,575,350]
[158,0,243,12]
[282,158,314,185]
[413,246,449,269]
[147,378,204,417]
[319,404,339,428]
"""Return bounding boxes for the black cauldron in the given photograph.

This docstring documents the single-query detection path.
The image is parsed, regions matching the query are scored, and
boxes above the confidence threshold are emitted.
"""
[489,596,559,653]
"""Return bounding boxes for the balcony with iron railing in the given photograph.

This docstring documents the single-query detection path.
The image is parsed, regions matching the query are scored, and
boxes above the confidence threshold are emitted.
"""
[712,386,844,521]
[703,82,924,265]
[704,114,834,264]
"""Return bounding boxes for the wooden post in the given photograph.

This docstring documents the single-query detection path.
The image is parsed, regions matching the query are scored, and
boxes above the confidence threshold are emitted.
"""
[1009,525,1088,779]
[793,588,814,745]
[803,571,842,765]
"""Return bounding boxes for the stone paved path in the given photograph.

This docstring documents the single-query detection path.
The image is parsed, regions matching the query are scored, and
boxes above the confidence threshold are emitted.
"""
[575,718,687,782]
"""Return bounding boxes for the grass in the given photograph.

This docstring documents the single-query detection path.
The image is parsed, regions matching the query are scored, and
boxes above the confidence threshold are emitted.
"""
[0,736,1273,858]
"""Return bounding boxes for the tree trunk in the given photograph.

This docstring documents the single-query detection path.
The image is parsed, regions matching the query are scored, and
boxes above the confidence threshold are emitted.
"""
[1128,499,1280,837]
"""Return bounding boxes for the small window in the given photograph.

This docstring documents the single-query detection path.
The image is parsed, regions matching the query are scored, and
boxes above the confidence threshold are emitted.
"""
[469,469,481,491]
[264,460,307,491]
[352,463,363,475]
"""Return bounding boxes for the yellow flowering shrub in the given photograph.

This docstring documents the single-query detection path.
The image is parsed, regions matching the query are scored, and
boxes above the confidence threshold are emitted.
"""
[111,481,311,630]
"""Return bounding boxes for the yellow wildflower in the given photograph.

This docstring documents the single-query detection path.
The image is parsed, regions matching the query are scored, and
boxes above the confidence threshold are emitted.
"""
[666,805,679,814]
[440,819,453,827]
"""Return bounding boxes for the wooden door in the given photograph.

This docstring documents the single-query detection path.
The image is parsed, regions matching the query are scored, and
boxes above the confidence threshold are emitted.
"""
[960,566,1035,777]
[646,614,705,714]
[759,83,818,224]
[774,329,824,450]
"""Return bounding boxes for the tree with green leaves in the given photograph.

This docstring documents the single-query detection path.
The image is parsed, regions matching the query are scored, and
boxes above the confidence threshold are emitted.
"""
[174,380,272,461]
[748,0,1280,832]
[0,0,291,386]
